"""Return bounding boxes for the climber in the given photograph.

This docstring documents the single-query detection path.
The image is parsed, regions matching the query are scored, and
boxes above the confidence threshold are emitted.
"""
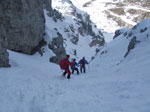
[78,57,88,73]
[59,55,72,79]
[71,58,79,75]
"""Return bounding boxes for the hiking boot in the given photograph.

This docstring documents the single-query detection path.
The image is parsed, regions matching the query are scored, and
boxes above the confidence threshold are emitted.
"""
[67,75,70,79]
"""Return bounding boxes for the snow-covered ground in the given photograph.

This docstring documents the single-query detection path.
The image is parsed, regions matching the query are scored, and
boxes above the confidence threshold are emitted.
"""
[45,0,104,61]
[44,9,97,61]
[70,0,118,42]
[0,19,150,112]
[70,0,150,42]
[71,0,122,33]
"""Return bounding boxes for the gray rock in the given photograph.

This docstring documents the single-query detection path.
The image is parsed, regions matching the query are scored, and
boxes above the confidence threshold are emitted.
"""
[113,28,128,39]
[70,34,79,45]
[0,25,10,67]
[40,0,52,11]
[89,36,105,47]
[113,29,123,39]
[0,2,10,67]
[124,36,140,58]
[3,0,46,54]
[48,32,66,64]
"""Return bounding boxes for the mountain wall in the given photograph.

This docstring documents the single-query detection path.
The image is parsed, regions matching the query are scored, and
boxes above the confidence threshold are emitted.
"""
[0,21,10,67]
[0,1,9,67]
[0,0,52,67]
[2,0,45,54]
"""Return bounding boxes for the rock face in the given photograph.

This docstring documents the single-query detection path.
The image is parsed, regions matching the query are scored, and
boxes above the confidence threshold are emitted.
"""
[0,25,9,67]
[124,36,137,58]
[3,0,45,54]
[0,25,10,67]
[113,28,128,39]
[0,0,52,67]
[48,33,66,64]
[0,2,10,67]
[41,0,52,11]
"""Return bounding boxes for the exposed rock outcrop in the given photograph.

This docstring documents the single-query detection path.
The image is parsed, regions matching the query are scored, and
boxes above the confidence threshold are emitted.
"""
[41,0,52,11]
[0,0,53,67]
[124,36,140,58]
[113,28,128,39]
[0,29,9,67]
[0,2,10,67]
[48,32,66,64]
[0,27,10,67]
[3,0,46,54]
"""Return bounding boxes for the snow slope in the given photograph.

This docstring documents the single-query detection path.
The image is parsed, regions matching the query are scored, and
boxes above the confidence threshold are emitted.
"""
[90,19,150,112]
[44,10,97,61]
[46,0,104,62]
[0,19,150,112]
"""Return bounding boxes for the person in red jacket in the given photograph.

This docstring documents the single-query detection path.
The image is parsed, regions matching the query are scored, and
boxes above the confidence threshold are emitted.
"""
[60,55,72,79]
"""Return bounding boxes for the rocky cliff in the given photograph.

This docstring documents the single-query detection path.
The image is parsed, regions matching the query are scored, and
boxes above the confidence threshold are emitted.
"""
[0,25,10,67]
[0,1,10,67]
[2,0,45,54]
[0,0,52,67]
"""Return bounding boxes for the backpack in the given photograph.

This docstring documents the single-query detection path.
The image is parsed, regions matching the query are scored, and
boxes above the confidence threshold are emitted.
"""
[81,59,85,66]
[59,59,67,70]
[70,61,75,69]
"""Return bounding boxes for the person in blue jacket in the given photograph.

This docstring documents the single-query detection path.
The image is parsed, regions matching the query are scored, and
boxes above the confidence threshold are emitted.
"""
[78,57,88,73]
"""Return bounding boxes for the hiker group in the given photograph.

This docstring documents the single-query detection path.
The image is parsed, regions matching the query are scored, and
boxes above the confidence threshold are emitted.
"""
[59,55,89,79]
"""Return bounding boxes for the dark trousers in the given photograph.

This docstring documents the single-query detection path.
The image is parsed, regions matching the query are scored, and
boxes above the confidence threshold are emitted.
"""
[63,69,71,79]
[72,67,79,74]
[80,65,86,73]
